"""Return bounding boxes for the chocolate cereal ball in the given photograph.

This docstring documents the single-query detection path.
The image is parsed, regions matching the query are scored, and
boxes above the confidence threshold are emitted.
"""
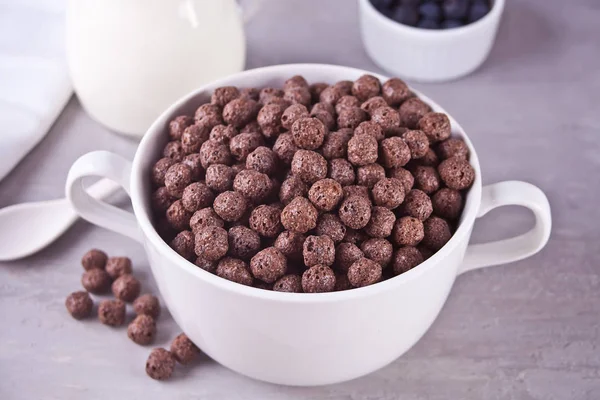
[182,153,204,181]
[361,96,388,115]
[371,106,401,134]
[81,269,111,294]
[328,158,355,187]
[316,213,347,243]
[311,101,335,116]
[334,243,364,272]
[284,75,309,90]
[291,117,327,150]
[402,130,429,159]
[364,206,396,238]
[195,226,228,261]
[230,132,264,162]
[166,200,192,231]
[259,87,284,104]
[195,257,217,273]
[310,82,328,102]
[303,235,335,267]
[380,137,411,169]
[233,169,272,203]
[228,226,261,260]
[279,175,308,204]
[311,110,336,131]
[257,103,285,138]
[437,137,469,160]
[335,95,361,114]
[334,80,353,95]
[212,86,240,107]
[339,195,372,230]
[402,189,433,221]
[98,299,126,327]
[343,228,369,245]
[169,115,193,140]
[246,146,278,175]
[361,238,393,267]
[204,164,234,193]
[348,257,382,288]
[152,187,175,214]
[281,196,318,233]
[352,74,381,101]
[337,107,368,130]
[216,257,253,286]
[249,205,283,238]
[182,123,210,154]
[190,207,224,233]
[133,294,161,319]
[81,249,107,271]
[389,167,415,193]
[146,348,176,381]
[128,314,156,346]
[343,185,371,200]
[182,182,214,212]
[335,273,353,291]
[398,97,431,129]
[164,163,192,198]
[112,274,141,303]
[151,157,176,186]
[355,121,385,142]
[223,97,258,128]
[392,216,425,247]
[372,178,405,209]
[65,291,93,320]
[168,230,196,259]
[251,247,287,283]
[438,157,475,190]
[418,245,435,260]
[347,134,378,166]
[273,274,302,293]
[382,78,411,106]
[163,141,185,162]
[356,163,386,188]
[432,188,463,220]
[195,103,221,121]
[418,148,440,167]
[281,104,309,130]
[200,139,232,169]
[308,179,343,211]
[284,86,312,107]
[418,112,451,143]
[302,265,336,293]
[272,133,298,165]
[274,230,305,260]
[320,85,344,105]
[413,165,441,194]
[392,247,424,275]
[171,333,200,365]
[241,87,260,100]
[422,216,452,251]
[209,124,238,144]
[291,150,328,184]
[213,191,247,222]
[322,130,351,160]
[106,257,132,280]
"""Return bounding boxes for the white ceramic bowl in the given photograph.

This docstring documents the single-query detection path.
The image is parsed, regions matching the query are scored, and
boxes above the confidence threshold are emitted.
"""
[359,0,505,82]
[66,64,550,386]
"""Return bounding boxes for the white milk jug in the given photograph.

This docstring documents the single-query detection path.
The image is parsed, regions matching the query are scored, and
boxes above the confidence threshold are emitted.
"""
[66,0,261,138]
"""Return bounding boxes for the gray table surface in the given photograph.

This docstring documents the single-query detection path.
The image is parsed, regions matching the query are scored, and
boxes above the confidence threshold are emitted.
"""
[1,0,599,399]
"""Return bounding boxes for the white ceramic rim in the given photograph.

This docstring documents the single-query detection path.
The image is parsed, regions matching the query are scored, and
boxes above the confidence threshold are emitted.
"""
[359,0,506,37]
[130,64,482,303]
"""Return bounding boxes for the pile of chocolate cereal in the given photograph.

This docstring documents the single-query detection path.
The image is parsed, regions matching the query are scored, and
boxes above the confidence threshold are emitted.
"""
[150,74,475,293]
[65,249,200,380]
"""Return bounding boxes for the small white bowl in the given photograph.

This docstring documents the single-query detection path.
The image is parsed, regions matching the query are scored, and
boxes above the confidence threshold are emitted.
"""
[359,0,505,82]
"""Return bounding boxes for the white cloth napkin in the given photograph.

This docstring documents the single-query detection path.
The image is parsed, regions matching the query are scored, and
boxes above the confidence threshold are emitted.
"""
[0,0,72,181]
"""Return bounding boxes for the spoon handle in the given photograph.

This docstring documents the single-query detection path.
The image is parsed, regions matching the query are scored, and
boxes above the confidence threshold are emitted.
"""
[86,178,123,200]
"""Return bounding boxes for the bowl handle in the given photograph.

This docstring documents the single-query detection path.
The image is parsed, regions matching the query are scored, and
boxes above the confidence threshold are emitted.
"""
[458,181,551,275]
[65,151,143,243]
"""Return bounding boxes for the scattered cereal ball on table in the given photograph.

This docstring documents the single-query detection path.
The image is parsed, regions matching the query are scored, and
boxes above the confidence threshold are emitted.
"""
[398,97,431,129]
[230,132,264,162]
[166,200,192,231]
[303,235,335,267]
[337,107,368,130]
[316,213,347,244]
[81,269,111,294]
[128,314,157,346]
[432,188,463,220]
[257,103,286,138]
[213,191,247,222]
[422,216,452,251]
[112,274,141,303]
[181,123,210,154]
[334,242,364,272]
[233,169,272,203]
[65,291,93,320]
[361,238,393,267]
[212,86,240,107]
[348,258,382,288]
[152,187,175,214]
[170,333,200,365]
[402,189,433,221]
[437,138,470,160]
[382,78,411,106]
[364,206,396,238]
[162,141,185,162]
[81,249,107,271]
[393,216,425,247]
[181,182,214,213]
[200,140,232,169]
[413,165,441,194]
[339,195,372,230]
[195,257,217,273]
[380,137,411,169]
[146,348,176,381]
[291,117,327,150]
[352,74,381,101]
[152,158,176,187]
[402,130,430,159]
[392,247,424,275]
[273,274,302,293]
[216,257,253,286]
[251,247,288,283]
[228,226,261,260]
[133,294,161,319]
[190,207,224,233]
[98,299,126,327]
[302,265,336,293]
[356,163,386,188]
[418,112,451,143]
[372,178,405,209]
[170,230,195,260]
[361,96,388,115]
[438,157,475,190]
[291,150,328,184]
[347,134,378,166]
[194,226,228,261]
[274,230,306,260]
[106,256,132,280]
[308,179,343,211]
[169,115,193,140]
[249,205,283,238]
[388,167,414,193]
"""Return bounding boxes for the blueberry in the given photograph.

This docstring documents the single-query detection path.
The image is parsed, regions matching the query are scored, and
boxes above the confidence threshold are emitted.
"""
[441,19,464,29]
[417,18,440,29]
[419,2,442,20]
[392,5,419,26]
[468,0,491,23]
[442,0,469,19]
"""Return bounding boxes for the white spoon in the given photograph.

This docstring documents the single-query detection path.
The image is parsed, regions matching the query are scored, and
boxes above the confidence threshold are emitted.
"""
[0,179,121,261]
